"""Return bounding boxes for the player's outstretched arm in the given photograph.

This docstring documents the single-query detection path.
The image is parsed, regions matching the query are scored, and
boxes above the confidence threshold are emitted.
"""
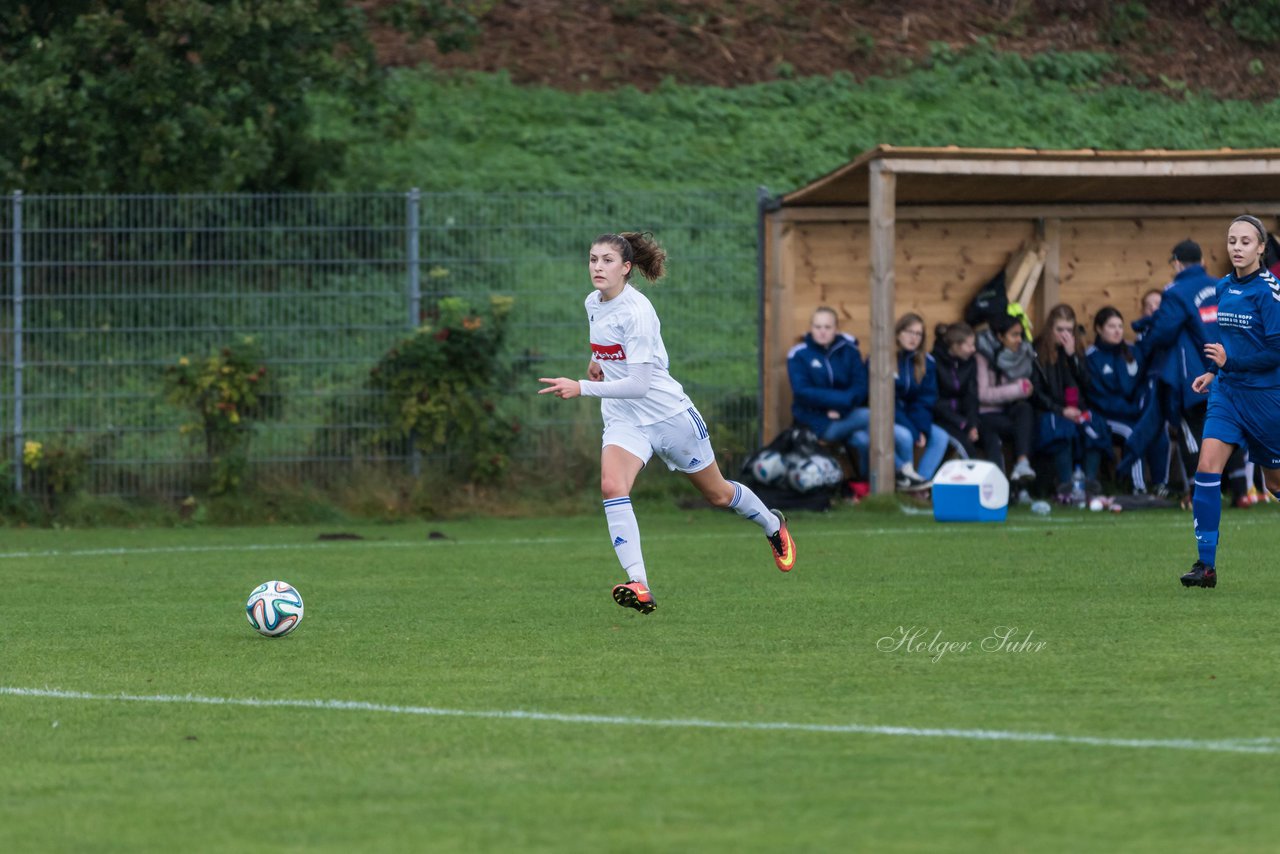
[538,377,581,399]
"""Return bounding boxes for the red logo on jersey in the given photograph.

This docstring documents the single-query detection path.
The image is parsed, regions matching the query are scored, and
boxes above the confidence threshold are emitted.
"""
[591,343,627,361]
[1199,305,1218,324]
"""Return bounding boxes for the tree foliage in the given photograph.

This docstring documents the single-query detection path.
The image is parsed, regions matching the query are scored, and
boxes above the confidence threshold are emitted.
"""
[0,0,480,192]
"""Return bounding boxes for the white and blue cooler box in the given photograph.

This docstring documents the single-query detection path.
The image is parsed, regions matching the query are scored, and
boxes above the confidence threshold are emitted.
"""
[931,460,1009,523]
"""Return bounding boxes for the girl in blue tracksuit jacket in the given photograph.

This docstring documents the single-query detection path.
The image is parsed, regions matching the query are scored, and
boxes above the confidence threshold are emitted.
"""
[887,312,949,481]
[1181,215,1280,589]
[1086,306,1169,493]
[788,307,915,483]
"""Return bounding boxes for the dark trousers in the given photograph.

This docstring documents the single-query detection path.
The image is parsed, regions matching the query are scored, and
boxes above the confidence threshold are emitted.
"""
[978,400,1033,474]
[938,422,979,459]
[1048,444,1102,486]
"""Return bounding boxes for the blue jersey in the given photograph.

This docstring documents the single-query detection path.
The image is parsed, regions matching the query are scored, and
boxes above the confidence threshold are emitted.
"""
[1213,268,1280,390]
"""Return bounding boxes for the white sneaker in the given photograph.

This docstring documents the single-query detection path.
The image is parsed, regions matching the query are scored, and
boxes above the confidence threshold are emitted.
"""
[896,463,931,492]
[1010,459,1036,483]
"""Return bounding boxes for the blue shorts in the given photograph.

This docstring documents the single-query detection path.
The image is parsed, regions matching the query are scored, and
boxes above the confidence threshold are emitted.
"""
[1203,381,1280,468]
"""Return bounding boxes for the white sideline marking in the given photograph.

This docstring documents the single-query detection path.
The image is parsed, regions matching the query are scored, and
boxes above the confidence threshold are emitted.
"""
[0,517,1229,561]
[0,541,426,560]
[2,686,1275,756]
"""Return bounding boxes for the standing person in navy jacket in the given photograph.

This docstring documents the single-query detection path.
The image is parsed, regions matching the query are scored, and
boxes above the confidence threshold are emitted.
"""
[931,322,980,460]
[787,307,923,488]
[1086,306,1169,494]
[1181,215,1280,589]
[1136,239,1247,504]
[891,313,949,482]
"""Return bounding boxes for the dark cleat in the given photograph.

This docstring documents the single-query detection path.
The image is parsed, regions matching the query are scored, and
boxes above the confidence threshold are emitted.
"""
[1180,560,1217,589]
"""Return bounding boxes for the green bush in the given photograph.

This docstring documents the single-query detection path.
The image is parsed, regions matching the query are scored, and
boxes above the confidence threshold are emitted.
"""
[23,435,90,499]
[1101,2,1150,45]
[0,432,112,520]
[162,336,279,496]
[1224,0,1280,44]
[370,296,523,484]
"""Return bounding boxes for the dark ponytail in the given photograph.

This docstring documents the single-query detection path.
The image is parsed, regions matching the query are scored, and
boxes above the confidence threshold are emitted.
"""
[593,232,667,283]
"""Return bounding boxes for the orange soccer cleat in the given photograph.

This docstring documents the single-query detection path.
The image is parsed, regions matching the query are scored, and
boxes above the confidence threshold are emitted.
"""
[612,581,657,614]
[767,509,796,572]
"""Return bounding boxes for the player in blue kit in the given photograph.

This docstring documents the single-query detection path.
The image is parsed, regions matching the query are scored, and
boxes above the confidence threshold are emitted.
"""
[1182,215,1280,588]
[538,232,796,614]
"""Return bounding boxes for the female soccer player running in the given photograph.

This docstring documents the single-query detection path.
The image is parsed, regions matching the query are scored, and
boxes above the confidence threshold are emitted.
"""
[1182,215,1280,589]
[538,232,796,614]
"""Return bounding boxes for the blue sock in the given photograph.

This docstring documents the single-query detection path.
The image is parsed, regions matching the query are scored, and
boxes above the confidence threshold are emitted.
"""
[1192,473,1222,567]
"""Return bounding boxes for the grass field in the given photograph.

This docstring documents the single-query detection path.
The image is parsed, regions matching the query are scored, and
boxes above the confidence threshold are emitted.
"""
[2,503,1278,852]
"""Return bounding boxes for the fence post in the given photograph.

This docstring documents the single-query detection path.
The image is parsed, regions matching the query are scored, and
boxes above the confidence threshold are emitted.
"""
[406,188,422,478]
[407,188,421,328]
[11,191,23,495]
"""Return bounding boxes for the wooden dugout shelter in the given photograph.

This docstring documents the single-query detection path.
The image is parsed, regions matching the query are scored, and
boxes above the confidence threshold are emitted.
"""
[760,145,1280,494]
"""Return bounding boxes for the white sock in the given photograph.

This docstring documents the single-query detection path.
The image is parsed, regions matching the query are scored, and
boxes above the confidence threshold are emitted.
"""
[603,497,648,587]
[727,481,780,536]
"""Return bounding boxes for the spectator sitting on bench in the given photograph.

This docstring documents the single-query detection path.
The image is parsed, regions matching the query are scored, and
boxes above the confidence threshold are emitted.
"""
[975,312,1037,485]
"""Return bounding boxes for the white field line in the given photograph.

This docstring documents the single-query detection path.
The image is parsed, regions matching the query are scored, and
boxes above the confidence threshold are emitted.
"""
[0,516,1237,561]
[2,686,1275,756]
[0,541,428,560]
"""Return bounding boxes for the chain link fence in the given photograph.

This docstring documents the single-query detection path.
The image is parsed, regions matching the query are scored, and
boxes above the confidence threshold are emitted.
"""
[0,191,760,499]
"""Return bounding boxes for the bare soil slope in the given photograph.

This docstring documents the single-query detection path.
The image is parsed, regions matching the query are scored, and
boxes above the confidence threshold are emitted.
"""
[366,1,1277,100]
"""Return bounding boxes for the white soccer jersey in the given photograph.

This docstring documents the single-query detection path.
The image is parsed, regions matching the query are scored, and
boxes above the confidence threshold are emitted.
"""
[585,284,693,426]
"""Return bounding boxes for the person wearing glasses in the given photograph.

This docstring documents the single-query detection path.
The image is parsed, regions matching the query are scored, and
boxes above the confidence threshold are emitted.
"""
[889,312,948,486]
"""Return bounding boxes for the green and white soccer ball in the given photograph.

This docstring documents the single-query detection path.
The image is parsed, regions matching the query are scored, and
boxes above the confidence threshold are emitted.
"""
[245,580,304,638]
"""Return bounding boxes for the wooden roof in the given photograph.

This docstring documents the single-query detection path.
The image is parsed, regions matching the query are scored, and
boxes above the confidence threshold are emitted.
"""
[779,145,1280,207]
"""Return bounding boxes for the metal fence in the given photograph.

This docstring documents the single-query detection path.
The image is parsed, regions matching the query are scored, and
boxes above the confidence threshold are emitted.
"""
[0,191,760,498]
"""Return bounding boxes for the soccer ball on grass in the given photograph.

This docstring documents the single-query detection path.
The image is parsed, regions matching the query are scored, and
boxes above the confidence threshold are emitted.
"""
[245,580,304,638]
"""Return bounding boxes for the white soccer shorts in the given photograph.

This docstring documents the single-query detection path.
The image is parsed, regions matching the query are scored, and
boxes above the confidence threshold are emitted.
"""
[602,406,716,473]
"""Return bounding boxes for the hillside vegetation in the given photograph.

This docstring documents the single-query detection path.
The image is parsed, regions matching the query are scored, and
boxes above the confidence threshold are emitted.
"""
[317,42,1280,193]
[8,1,1280,193]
